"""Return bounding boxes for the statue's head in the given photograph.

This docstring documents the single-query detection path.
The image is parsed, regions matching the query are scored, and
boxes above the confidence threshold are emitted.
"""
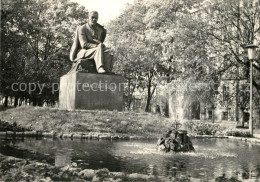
[88,11,99,26]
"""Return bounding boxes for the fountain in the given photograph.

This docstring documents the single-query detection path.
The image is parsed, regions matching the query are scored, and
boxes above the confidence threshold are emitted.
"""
[157,80,195,152]
[157,120,194,152]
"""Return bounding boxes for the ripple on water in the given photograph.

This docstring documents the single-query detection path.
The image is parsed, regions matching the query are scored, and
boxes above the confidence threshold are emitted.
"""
[126,147,238,159]
[182,151,238,159]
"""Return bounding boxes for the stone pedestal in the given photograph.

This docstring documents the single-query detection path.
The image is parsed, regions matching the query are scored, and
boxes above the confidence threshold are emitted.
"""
[59,71,124,111]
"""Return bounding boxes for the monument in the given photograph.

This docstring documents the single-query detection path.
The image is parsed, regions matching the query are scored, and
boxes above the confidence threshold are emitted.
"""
[59,11,124,111]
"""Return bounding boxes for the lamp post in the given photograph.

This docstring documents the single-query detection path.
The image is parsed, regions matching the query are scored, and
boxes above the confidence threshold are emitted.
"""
[245,44,258,136]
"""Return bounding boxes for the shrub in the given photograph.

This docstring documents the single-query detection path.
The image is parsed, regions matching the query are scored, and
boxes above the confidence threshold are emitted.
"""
[224,129,252,137]
[184,121,226,135]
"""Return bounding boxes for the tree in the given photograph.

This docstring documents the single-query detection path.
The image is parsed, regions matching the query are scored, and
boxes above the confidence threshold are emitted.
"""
[1,0,88,106]
[204,0,260,123]
[206,0,260,93]
[107,0,189,112]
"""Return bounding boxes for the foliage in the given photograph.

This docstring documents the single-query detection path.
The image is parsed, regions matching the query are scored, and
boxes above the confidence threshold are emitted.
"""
[224,129,252,137]
[106,0,260,114]
[184,121,226,135]
[106,0,203,111]
[205,0,260,112]
[1,0,88,106]
[215,174,241,182]
[0,120,31,132]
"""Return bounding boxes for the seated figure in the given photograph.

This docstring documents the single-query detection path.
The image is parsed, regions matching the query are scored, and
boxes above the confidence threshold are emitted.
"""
[69,11,113,73]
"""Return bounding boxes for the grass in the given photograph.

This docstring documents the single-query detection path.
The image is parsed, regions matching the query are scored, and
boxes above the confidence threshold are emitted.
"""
[0,106,171,137]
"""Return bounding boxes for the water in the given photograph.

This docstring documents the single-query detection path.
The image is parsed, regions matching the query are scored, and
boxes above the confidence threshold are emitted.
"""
[0,137,260,180]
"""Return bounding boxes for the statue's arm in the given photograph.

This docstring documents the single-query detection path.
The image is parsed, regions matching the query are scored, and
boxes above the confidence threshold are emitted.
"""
[78,26,98,49]
[101,28,107,43]
[96,23,106,43]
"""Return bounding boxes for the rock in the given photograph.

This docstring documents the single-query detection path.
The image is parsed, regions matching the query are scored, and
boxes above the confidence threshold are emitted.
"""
[99,135,111,139]
[95,168,110,178]
[190,177,202,182]
[62,134,72,138]
[120,135,130,140]
[157,176,171,182]
[82,134,91,139]
[73,134,82,139]
[39,177,52,182]
[93,176,120,182]
[61,165,70,171]
[92,176,101,182]
[111,135,119,140]
[157,129,194,153]
[42,132,54,138]
[91,168,112,182]
[23,164,37,173]
[130,136,137,140]
[71,162,77,167]
[68,167,82,174]
[110,172,125,178]
[91,135,99,139]
[78,169,95,179]
[128,173,149,180]
[120,121,128,125]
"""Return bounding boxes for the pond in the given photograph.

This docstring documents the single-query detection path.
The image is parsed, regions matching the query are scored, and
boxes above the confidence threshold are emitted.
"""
[0,137,260,180]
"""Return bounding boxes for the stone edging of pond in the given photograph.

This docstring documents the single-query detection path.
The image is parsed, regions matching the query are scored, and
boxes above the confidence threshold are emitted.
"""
[189,134,260,143]
[1,131,260,143]
[189,135,228,139]
[0,131,157,140]
[227,136,260,143]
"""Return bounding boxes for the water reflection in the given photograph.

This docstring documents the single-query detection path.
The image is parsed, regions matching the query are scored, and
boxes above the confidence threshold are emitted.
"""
[0,137,259,180]
[55,149,72,167]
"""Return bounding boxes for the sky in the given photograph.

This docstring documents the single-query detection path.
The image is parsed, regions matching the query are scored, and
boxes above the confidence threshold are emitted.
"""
[70,0,134,25]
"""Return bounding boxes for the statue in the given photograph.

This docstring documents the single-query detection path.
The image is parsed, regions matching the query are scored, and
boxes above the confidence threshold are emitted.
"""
[69,11,113,73]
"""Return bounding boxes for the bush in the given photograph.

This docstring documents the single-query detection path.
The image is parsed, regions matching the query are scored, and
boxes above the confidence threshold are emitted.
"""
[184,121,226,135]
[224,129,252,137]
[0,120,31,132]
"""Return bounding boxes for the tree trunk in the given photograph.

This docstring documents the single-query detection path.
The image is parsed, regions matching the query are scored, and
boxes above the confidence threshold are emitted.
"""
[14,96,19,107]
[19,98,23,106]
[3,95,8,107]
[128,97,132,110]
[145,79,152,112]
[212,109,215,123]
[37,99,43,106]
[145,76,156,112]
[31,98,37,106]
[241,111,245,127]
[145,95,151,112]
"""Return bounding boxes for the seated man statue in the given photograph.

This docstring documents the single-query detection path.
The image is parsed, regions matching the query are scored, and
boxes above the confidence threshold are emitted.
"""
[69,11,113,73]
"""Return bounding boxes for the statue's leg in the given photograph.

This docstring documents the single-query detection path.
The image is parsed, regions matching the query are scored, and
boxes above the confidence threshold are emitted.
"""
[67,60,82,73]
[103,53,113,72]
[93,45,104,70]
[76,47,105,72]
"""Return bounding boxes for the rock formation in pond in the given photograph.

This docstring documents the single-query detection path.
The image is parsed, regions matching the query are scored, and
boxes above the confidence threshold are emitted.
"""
[157,121,195,152]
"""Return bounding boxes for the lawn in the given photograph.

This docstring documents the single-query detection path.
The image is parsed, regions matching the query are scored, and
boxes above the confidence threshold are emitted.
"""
[0,106,171,137]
